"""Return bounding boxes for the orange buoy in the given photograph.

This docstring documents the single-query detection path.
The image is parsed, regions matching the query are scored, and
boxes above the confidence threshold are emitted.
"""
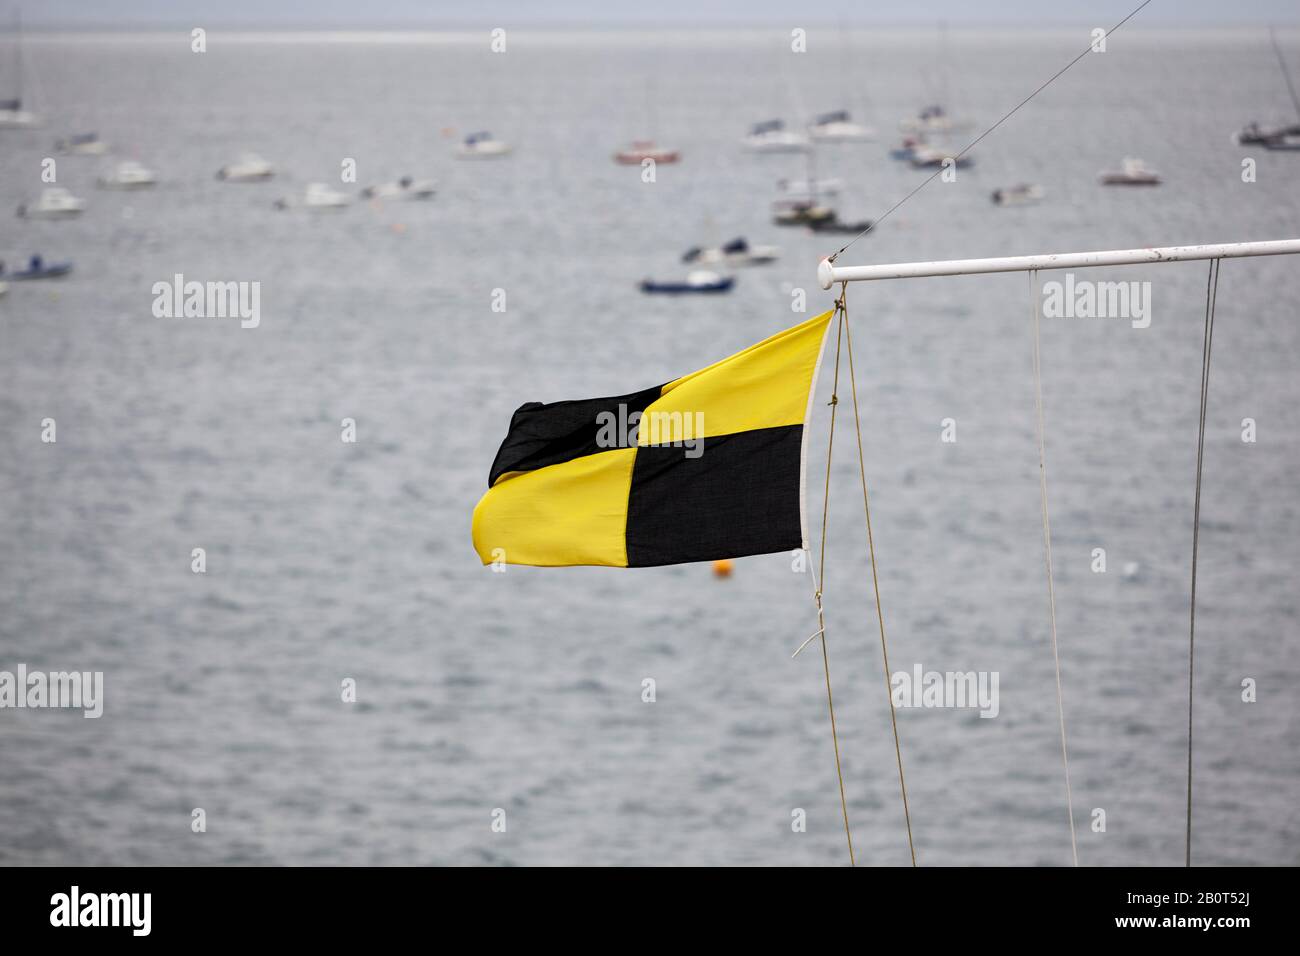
[712,559,733,579]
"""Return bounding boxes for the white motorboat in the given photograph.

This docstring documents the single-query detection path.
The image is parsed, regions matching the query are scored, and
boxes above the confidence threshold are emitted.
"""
[216,153,275,182]
[274,182,351,211]
[17,187,87,219]
[991,183,1045,206]
[682,237,781,268]
[741,119,811,154]
[361,176,436,200]
[56,132,108,155]
[456,132,513,159]
[1098,157,1161,186]
[808,110,875,143]
[899,105,974,134]
[776,176,843,197]
[98,160,158,189]
[909,145,974,169]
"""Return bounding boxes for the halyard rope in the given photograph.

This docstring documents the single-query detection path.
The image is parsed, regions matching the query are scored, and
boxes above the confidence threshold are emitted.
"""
[1029,269,1080,866]
[1187,258,1220,866]
[840,284,918,866]
[811,301,856,866]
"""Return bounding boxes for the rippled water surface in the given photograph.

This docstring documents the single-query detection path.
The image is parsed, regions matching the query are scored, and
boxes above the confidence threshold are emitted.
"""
[1,28,1298,865]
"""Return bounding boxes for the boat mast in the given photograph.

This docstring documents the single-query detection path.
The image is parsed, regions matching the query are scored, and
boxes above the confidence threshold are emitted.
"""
[1270,26,1300,122]
[14,9,22,107]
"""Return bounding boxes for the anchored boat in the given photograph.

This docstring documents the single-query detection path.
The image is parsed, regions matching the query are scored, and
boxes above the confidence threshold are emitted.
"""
[273,183,351,211]
[682,237,780,267]
[0,13,39,129]
[614,140,680,165]
[741,119,811,154]
[98,160,158,189]
[55,132,108,155]
[216,153,275,182]
[457,132,513,159]
[808,110,875,143]
[1098,157,1161,186]
[0,255,73,280]
[17,187,86,219]
[640,270,735,294]
[991,183,1045,206]
[361,176,435,200]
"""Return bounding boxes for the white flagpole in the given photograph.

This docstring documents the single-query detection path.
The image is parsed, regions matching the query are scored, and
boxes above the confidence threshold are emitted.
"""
[817,239,1300,288]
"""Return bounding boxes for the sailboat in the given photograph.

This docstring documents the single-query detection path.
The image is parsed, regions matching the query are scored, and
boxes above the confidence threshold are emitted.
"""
[1233,28,1300,148]
[614,78,681,164]
[741,119,811,153]
[773,147,872,233]
[0,11,39,130]
[808,110,875,143]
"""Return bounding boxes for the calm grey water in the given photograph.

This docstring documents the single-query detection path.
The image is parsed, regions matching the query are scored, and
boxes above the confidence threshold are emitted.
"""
[1,28,1298,866]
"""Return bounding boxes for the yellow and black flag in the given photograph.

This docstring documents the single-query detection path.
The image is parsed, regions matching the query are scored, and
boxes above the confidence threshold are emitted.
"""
[472,310,834,567]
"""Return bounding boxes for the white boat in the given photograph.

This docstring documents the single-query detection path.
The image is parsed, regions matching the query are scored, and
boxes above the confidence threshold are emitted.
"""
[216,153,275,182]
[777,176,843,197]
[909,145,973,170]
[808,110,875,143]
[0,97,38,128]
[991,183,1045,206]
[1098,157,1161,186]
[0,14,40,129]
[456,132,513,159]
[683,237,781,268]
[741,119,811,154]
[899,105,974,134]
[274,182,351,211]
[17,187,87,219]
[360,176,436,200]
[98,160,157,189]
[56,132,108,155]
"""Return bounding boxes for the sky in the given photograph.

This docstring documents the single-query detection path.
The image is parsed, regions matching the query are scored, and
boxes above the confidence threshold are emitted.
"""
[16,0,1300,29]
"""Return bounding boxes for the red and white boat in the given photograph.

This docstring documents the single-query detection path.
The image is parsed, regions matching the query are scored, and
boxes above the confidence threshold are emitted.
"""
[613,140,680,165]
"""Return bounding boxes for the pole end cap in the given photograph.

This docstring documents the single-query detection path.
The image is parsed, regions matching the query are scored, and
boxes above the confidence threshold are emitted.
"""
[817,257,835,290]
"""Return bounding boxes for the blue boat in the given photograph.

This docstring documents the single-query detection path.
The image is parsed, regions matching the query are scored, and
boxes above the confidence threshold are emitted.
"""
[1,255,73,280]
[640,270,735,294]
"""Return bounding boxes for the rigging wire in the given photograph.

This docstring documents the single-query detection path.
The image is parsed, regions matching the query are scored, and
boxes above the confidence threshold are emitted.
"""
[840,284,917,866]
[828,0,1155,263]
[1029,269,1080,866]
[1269,26,1300,122]
[1187,258,1221,867]
[811,302,856,866]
